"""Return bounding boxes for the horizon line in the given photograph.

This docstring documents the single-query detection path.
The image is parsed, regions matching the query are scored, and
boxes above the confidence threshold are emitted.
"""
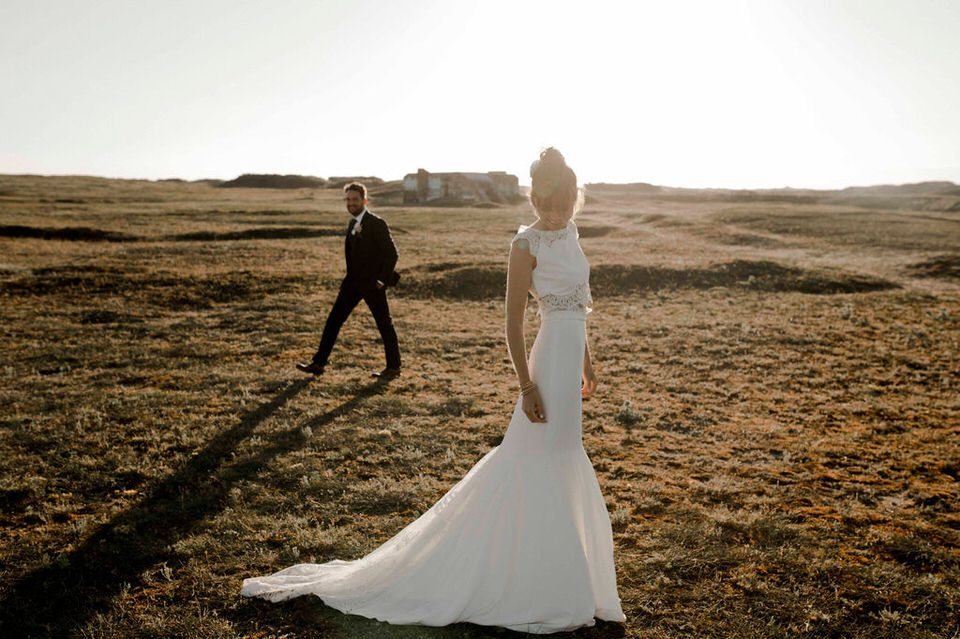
[1,171,958,194]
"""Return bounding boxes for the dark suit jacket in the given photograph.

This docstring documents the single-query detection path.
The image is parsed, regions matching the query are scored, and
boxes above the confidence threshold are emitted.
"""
[345,211,399,289]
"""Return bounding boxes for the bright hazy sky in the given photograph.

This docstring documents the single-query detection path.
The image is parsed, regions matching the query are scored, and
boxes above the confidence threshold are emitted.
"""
[1,0,958,189]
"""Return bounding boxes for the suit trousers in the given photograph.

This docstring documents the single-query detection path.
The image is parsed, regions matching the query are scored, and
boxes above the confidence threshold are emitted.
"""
[313,280,401,369]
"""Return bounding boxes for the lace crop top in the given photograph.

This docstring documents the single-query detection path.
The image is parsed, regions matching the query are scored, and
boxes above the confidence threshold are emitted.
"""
[511,221,592,317]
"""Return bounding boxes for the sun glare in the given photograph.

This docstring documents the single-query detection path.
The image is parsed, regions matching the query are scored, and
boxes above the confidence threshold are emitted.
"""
[0,0,957,188]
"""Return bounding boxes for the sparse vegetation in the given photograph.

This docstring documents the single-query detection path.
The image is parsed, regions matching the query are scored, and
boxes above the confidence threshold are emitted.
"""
[0,175,958,638]
[219,174,326,189]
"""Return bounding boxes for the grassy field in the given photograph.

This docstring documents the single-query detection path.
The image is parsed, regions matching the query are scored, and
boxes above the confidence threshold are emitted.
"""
[0,175,958,638]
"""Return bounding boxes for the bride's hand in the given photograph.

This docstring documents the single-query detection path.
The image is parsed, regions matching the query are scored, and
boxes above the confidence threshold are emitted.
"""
[582,366,597,399]
[522,389,547,423]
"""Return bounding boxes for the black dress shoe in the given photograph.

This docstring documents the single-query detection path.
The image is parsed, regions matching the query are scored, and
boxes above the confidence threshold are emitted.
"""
[372,367,401,379]
[296,362,325,375]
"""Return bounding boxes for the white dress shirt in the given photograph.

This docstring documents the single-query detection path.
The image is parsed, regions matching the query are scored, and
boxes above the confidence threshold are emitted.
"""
[351,208,367,234]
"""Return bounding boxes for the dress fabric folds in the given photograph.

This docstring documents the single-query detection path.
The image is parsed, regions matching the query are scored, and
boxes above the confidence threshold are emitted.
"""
[242,221,626,633]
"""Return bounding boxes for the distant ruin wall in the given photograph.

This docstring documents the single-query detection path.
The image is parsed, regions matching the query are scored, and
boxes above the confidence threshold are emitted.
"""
[402,169,519,204]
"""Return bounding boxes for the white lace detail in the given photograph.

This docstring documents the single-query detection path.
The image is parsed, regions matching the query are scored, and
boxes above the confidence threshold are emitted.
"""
[511,231,539,256]
[512,236,532,252]
[534,280,592,315]
[512,223,574,256]
[536,225,571,247]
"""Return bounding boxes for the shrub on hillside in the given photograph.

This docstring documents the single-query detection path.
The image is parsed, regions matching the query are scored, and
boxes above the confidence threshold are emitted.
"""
[219,174,326,189]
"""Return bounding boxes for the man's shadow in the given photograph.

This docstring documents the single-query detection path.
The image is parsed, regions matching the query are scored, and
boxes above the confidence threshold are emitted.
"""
[0,377,387,637]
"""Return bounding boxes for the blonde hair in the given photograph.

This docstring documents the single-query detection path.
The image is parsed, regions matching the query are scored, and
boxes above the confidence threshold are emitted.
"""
[529,147,582,222]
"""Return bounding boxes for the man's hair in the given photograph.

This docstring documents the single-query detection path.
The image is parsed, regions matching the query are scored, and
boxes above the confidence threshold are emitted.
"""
[343,182,367,199]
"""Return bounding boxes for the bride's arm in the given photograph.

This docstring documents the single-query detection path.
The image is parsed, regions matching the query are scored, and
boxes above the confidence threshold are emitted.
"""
[582,330,597,398]
[505,241,546,422]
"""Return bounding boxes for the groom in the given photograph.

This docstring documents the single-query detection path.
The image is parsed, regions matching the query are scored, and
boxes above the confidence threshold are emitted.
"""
[297,182,402,379]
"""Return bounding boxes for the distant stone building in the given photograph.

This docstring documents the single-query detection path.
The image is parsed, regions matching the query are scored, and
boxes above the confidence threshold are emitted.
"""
[402,169,520,204]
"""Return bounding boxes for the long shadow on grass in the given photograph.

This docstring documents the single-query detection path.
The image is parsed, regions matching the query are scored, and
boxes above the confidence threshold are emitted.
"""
[0,377,388,637]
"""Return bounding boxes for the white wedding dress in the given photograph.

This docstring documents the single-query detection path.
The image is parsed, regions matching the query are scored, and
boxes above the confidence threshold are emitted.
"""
[242,221,626,633]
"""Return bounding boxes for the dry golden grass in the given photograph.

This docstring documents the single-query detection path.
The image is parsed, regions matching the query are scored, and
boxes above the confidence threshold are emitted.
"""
[0,175,958,638]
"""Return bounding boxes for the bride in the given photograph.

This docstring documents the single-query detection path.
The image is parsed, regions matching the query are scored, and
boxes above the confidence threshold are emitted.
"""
[242,148,627,634]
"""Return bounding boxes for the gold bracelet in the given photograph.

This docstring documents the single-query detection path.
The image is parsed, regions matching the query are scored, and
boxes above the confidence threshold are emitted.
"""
[520,381,537,396]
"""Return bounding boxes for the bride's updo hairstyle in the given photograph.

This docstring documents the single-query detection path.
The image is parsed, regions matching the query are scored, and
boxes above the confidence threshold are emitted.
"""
[529,147,581,222]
